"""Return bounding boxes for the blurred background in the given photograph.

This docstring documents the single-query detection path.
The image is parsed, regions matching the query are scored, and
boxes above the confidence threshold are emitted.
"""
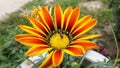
[0,0,120,67]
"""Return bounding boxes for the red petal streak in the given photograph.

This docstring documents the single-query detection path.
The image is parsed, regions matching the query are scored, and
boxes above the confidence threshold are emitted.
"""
[26,45,51,56]
[71,41,99,50]
[73,19,97,39]
[28,17,49,35]
[63,6,72,30]
[52,50,63,66]
[41,6,54,31]
[18,25,46,38]
[14,34,37,41]
[71,15,92,34]
[64,45,84,56]
[78,34,102,40]
[54,4,63,29]
[17,37,47,46]
[66,7,80,32]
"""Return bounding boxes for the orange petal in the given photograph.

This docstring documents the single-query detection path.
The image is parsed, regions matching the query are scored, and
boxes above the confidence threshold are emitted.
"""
[52,50,63,66]
[63,6,72,30]
[14,34,37,41]
[18,25,46,39]
[38,10,44,24]
[42,6,54,31]
[63,45,84,56]
[28,17,49,35]
[71,40,99,50]
[70,15,92,34]
[38,6,54,32]
[39,51,53,68]
[72,19,98,39]
[66,7,80,32]
[54,4,63,30]
[78,34,102,40]
[15,36,47,46]
[26,45,51,56]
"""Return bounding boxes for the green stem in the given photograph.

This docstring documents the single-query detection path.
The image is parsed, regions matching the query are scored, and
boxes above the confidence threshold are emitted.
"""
[79,54,86,67]
[108,21,119,66]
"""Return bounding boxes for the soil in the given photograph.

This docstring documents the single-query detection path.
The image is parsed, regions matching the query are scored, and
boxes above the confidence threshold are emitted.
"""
[0,0,30,20]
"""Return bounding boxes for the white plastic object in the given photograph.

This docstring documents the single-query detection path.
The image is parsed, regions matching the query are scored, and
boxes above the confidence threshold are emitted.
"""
[85,50,109,63]
[17,52,47,68]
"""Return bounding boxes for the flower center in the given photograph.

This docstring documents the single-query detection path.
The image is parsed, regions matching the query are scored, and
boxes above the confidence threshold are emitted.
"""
[50,33,69,50]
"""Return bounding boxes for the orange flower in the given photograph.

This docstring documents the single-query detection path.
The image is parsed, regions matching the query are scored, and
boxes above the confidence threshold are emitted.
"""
[14,4,101,68]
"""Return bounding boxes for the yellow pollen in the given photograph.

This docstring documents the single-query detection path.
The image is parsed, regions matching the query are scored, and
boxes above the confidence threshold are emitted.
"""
[50,33,69,50]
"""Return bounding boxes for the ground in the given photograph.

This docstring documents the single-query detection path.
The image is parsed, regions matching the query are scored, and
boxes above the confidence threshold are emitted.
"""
[0,0,30,20]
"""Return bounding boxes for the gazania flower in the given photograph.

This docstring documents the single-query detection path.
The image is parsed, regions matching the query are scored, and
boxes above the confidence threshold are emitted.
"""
[14,4,101,68]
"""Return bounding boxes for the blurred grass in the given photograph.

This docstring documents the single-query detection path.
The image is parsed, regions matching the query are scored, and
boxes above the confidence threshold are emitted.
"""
[0,0,114,67]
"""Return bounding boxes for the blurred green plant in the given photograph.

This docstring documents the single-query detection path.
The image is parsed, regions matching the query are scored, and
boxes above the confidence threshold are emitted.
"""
[109,0,120,41]
[54,0,79,7]
[0,12,29,33]
[86,62,113,68]
[22,0,43,9]
[0,27,28,67]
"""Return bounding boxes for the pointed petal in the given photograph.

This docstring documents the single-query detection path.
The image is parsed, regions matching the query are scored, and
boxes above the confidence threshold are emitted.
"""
[78,34,102,40]
[39,52,53,68]
[72,19,98,39]
[26,45,51,56]
[38,10,44,23]
[66,7,80,31]
[15,36,47,46]
[42,6,54,31]
[54,4,63,30]
[71,15,92,33]
[63,6,72,30]
[38,6,54,32]
[63,45,84,56]
[71,40,99,50]
[14,34,37,41]
[28,17,49,35]
[38,11,51,33]
[52,50,63,66]
[18,25,46,38]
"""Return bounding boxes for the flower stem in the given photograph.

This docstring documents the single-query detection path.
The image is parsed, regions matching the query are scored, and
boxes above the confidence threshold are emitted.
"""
[108,21,119,66]
[79,54,86,67]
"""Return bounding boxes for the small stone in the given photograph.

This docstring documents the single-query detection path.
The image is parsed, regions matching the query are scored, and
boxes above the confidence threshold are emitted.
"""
[80,1,102,11]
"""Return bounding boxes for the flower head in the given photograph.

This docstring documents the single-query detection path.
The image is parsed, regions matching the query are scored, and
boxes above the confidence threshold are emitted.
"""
[14,4,101,68]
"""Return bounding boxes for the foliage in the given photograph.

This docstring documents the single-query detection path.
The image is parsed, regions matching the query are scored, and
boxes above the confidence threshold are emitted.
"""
[109,0,120,41]
[54,0,80,8]
[86,62,113,68]
[0,11,30,34]
[91,8,112,27]
[22,0,43,9]
[0,27,28,67]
